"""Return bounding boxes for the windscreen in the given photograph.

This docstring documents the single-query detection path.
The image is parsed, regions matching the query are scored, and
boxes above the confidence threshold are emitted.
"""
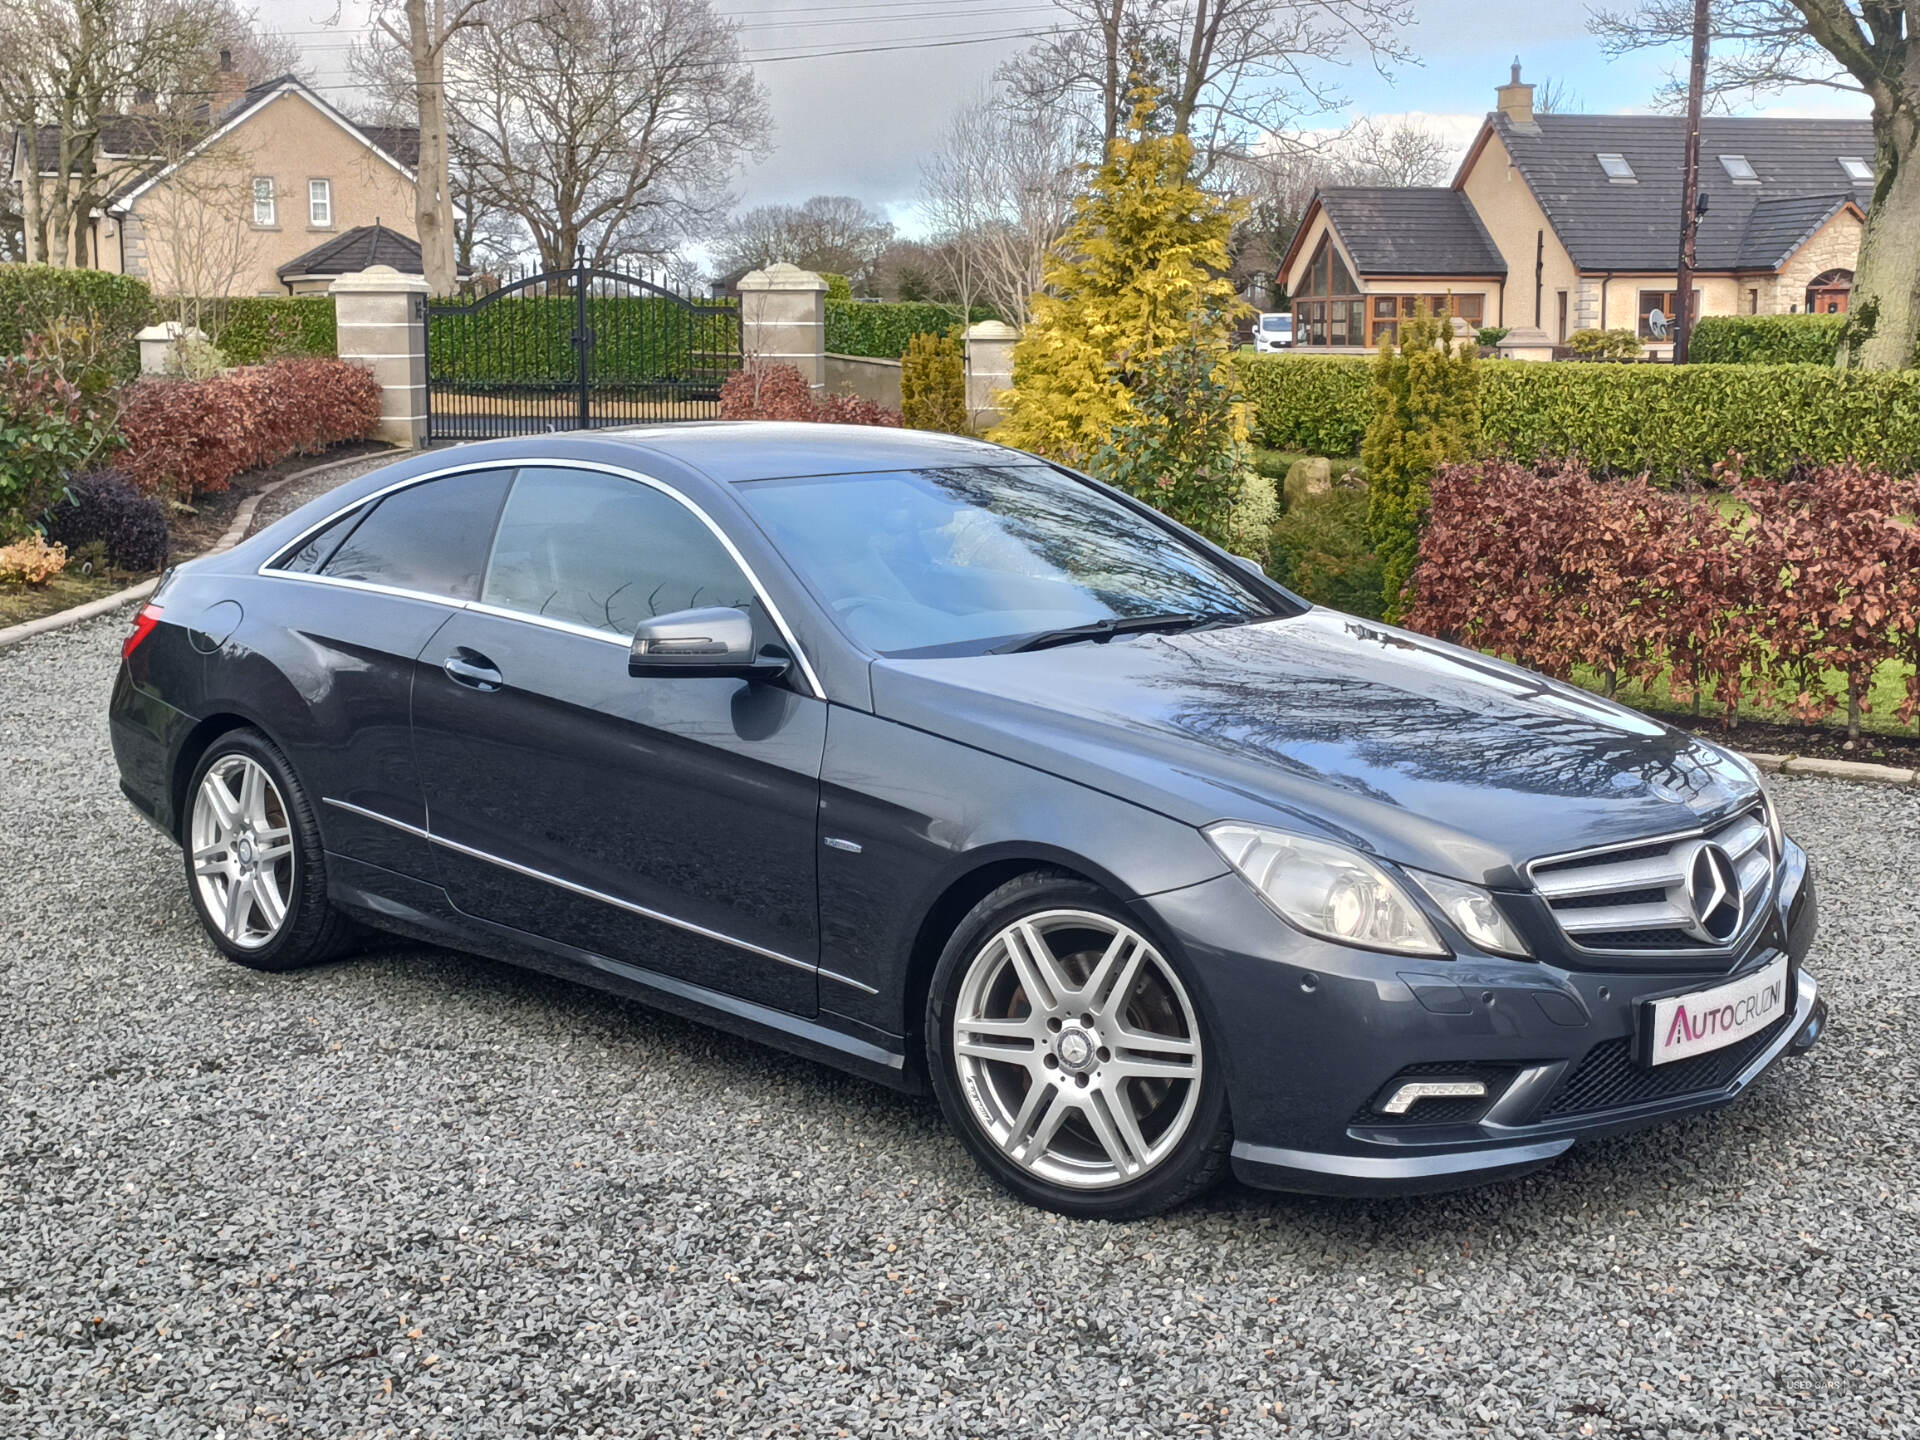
[737,465,1275,657]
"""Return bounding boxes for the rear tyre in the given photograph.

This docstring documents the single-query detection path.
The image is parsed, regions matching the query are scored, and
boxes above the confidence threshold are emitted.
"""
[926,871,1231,1219]
[182,729,358,971]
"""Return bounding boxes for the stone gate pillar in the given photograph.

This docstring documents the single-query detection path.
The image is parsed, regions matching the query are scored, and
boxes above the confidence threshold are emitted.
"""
[964,320,1018,430]
[331,265,430,449]
[737,263,828,391]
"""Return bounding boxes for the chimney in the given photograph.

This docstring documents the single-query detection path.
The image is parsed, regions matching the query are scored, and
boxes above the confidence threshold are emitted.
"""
[213,47,245,115]
[132,86,157,116]
[1497,58,1536,128]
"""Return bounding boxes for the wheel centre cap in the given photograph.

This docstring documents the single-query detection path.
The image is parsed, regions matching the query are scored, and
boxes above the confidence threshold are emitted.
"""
[1056,1027,1096,1073]
[235,837,255,866]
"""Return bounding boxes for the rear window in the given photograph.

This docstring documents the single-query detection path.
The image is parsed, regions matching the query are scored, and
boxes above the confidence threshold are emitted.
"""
[272,506,365,573]
[319,470,512,600]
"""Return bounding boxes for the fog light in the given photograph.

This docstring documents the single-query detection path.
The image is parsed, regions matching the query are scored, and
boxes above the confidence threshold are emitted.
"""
[1379,1079,1487,1115]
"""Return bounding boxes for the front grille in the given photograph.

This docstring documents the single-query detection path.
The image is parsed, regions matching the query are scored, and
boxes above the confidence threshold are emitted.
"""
[1529,805,1774,955]
[1540,1017,1787,1120]
[1352,1061,1516,1127]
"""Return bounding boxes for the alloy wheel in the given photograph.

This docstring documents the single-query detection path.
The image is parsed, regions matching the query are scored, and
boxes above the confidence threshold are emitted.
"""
[950,909,1203,1190]
[189,754,296,950]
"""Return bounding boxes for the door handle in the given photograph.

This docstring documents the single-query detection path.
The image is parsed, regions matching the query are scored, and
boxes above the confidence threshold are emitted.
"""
[443,650,503,691]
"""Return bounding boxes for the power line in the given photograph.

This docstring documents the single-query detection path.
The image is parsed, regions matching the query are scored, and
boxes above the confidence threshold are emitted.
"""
[2,23,1055,104]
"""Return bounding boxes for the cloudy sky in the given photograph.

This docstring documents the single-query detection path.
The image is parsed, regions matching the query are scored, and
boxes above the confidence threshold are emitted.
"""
[259,0,1870,235]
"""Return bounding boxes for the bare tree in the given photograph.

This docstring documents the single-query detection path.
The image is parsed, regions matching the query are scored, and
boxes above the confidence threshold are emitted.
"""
[0,0,238,268]
[712,194,893,287]
[1338,115,1454,186]
[136,120,259,331]
[918,90,1081,327]
[365,0,489,295]
[1533,74,1586,113]
[404,0,768,275]
[1003,0,1415,176]
[1592,1,1920,369]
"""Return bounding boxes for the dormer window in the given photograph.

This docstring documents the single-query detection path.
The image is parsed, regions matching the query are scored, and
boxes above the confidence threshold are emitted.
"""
[1839,156,1873,183]
[1597,153,1636,183]
[1718,154,1759,183]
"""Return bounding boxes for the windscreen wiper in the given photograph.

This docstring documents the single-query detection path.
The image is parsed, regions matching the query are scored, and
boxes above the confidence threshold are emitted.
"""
[991,612,1236,655]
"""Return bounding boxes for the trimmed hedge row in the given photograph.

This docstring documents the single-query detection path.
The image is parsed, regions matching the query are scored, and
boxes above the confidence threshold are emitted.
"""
[119,357,382,500]
[0,265,153,374]
[825,300,994,359]
[1237,353,1374,458]
[1689,313,1845,365]
[429,296,739,384]
[157,296,338,364]
[1482,362,1920,480]
[1239,353,1920,480]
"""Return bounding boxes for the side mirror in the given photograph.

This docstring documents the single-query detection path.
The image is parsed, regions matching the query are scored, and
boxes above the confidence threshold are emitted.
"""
[628,606,790,680]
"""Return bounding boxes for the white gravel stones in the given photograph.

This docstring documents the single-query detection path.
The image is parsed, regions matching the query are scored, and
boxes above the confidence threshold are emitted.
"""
[2,614,1915,1437]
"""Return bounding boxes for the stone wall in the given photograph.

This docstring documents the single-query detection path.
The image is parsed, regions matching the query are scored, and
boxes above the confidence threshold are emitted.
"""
[823,354,902,410]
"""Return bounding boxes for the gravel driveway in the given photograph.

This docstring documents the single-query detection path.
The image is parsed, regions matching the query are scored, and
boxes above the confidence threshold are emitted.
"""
[2,611,1916,1438]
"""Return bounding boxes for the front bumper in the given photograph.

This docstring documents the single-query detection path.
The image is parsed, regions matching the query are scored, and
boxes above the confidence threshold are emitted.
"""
[1138,839,1823,1198]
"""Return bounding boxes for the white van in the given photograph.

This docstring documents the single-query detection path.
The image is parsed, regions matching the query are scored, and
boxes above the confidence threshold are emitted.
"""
[1254,312,1293,352]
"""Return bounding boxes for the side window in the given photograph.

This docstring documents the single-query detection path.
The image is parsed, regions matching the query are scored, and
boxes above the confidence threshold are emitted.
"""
[481,466,757,637]
[273,504,365,573]
[320,470,512,600]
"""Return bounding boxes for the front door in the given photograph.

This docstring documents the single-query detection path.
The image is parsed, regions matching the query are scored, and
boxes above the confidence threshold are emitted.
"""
[412,464,826,1015]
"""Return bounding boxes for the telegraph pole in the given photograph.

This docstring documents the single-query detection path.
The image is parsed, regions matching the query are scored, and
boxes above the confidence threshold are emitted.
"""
[1673,0,1709,364]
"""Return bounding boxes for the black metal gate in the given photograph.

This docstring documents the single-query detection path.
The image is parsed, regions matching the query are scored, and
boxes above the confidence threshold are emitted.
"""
[425,259,740,442]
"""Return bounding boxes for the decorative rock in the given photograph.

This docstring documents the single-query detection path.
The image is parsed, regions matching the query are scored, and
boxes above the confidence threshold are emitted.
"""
[1284,457,1333,505]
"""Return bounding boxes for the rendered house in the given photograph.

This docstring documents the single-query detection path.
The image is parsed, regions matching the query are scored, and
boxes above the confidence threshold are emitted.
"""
[1278,66,1874,354]
[10,65,428,297]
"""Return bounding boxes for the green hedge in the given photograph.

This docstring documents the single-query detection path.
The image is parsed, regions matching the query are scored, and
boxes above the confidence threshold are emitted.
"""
[1480,362,1920,480]
[825,300,994,359]
[161,297,338,364]
[1690,313,1846,365]
[428,295,739,385]
[1240,352,1920,480]
[0,265,153,374]
[1237,354,1373,455]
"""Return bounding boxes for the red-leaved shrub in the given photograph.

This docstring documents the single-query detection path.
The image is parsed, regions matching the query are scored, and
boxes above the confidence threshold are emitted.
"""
[119,358,383,500]
[1407,458,1920,740]
[720,362,900,427]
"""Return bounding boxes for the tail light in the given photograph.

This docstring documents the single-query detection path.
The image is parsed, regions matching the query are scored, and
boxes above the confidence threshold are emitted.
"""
[122,602,164,662]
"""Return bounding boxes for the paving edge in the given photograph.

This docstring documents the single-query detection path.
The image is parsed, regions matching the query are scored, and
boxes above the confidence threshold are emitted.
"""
[0,448,407,652]
[1745,752,1918,786]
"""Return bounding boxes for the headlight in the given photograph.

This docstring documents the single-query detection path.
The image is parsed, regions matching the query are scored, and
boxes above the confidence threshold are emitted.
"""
[1205,823,1446,956]
[1407,870,1532,958]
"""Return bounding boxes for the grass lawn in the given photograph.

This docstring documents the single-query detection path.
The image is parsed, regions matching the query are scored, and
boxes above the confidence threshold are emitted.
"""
[0,568,143,629]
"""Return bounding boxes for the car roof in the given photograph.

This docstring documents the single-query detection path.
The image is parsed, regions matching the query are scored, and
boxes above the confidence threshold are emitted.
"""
[602,421,1028,484]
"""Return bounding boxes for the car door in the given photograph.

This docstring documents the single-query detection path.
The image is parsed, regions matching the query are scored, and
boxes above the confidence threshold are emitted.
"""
[244,466,513,880]
[411,462,827,1016]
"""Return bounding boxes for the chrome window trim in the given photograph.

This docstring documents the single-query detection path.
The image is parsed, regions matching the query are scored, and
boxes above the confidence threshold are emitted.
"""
[322,796,875,995]
[258,458,826,698]
[1523,799,1775,960]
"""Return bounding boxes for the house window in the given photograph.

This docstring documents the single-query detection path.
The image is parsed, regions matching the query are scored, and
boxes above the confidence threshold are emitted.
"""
[309,179,332,227]
[1718,154,1759,183]
[1290,235,1364,347]
[1839,156,1873,184]
[1360,293,1484,348]
[1596,153,1636,183]
[1637,288,1701,341]
[252,177,275,226]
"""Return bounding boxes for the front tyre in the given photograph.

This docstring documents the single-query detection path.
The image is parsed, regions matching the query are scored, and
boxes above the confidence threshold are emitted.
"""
[926,873,1230,1219]
[182,729,357,971]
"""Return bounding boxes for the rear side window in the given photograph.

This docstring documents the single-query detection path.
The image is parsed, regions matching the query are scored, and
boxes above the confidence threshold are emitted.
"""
[274,505,364,573]
[320,470,512,600]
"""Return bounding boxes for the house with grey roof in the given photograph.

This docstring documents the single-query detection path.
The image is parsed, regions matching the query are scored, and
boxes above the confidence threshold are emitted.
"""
[1278,65,1872,354]
[9,57,438,298]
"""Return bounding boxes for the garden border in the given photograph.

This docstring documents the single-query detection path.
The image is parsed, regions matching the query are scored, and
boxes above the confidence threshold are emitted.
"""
[0,448,408,652]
